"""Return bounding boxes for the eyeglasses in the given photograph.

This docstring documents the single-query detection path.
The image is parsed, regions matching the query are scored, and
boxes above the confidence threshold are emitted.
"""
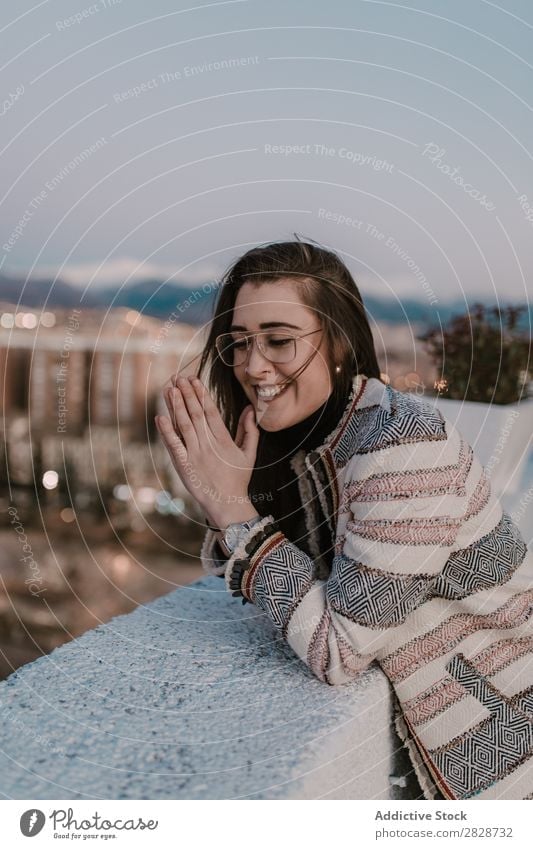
[215,329,322,367]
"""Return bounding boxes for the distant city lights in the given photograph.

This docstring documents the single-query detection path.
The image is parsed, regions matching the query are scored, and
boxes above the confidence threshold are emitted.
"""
[0,313,15,328]
[113,484,131,501]
[42,470,59,489]
[155,490,185,515]
[0,311,56,329]
[21,313,38,329]
[137,486,157,504]
[40,312,56,327]
[112,554,131,574]
[125,310,140,326]
[155,490,172,510]
[111,485,185,515]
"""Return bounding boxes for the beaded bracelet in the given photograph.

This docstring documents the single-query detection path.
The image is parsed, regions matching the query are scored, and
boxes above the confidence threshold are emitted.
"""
[227,519,282,604]
[243,520,281,557]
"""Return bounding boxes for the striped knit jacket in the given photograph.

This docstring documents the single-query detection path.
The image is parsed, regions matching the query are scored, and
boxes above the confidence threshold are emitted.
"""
[200,374,533,800]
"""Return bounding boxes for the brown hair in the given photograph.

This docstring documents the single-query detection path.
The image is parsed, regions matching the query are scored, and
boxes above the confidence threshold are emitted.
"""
[195,238,381,436]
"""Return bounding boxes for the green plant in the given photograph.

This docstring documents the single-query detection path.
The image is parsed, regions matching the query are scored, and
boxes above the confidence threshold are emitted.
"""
[420,303,531,404]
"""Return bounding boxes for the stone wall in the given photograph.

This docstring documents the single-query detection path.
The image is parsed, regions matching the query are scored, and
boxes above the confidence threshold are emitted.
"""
[0,576,416,800]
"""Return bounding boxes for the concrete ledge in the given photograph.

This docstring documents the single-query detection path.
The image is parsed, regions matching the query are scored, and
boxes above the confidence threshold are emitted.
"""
[435,398,532,503]
[0,577,414,800]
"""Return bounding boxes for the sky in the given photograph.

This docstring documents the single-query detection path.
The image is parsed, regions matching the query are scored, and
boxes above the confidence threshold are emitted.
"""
[1,0,533,309]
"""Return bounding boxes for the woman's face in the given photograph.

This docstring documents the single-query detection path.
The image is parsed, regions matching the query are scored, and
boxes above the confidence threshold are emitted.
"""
[231,279,333,431]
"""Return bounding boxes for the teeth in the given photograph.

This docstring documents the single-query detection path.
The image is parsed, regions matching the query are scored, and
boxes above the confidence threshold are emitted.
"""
[255,384,285,398]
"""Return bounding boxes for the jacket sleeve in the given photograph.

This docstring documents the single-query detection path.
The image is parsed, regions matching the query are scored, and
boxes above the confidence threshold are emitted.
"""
[220,429,493,686]
[200,528,228,578]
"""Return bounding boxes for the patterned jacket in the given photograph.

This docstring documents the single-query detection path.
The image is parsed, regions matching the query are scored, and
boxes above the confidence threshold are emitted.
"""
[200,374,533,800]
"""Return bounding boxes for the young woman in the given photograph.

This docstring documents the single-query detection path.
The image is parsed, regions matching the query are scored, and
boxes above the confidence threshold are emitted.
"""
[156,240,533,801]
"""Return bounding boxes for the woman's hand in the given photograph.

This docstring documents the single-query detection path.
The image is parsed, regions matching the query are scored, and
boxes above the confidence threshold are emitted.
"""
[155,376,260,527]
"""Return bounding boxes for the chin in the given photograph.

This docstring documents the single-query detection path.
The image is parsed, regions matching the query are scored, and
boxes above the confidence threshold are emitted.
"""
[256,409,299,432]
[257,415,283,432]
[258,420,284,432]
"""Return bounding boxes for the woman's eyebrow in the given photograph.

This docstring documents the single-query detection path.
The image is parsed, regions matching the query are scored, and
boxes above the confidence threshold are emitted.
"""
[229,321,302,331]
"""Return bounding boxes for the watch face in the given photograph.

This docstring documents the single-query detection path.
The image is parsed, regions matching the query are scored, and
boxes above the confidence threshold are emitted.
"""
[224,525,240,552]
[224,518,259,553]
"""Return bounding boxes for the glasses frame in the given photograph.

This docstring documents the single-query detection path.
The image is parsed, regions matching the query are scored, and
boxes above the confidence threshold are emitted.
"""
[215,328,323,367]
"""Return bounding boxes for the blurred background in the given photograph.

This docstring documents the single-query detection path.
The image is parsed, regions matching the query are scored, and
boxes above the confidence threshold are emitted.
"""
[1,0,531,679]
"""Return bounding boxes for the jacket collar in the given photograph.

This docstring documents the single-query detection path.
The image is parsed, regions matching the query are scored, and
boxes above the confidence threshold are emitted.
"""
[289,374,388,562]
[309,373,390,464]
[315,373,366,457]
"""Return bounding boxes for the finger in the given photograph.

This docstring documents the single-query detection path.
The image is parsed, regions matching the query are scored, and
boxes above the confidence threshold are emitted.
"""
[156,415,188,467]
[240,406,260,465]
[163,386,175,425]
[168,387,199,451]
[190,378,232,442]
[163,375,179,410]
[176,378,211,440]
[235,417,244,449]
[163,386,182,437]
[169,371,187,388]
[234,404,251,449]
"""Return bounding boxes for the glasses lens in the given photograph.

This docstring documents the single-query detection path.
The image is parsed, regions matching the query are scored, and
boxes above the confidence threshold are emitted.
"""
[216,334,245,365]
[258,332,296,363]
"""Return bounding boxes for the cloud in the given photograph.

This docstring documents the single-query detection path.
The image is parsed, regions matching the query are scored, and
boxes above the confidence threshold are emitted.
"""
[26,257,222,288]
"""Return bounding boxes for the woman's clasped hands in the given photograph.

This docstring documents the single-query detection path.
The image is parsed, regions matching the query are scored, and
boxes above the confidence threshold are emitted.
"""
[155,375,260,526]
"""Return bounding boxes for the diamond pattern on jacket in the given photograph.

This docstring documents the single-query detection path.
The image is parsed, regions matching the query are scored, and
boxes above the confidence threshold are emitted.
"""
[433,514,527,600]
[354,390,447,456]
[430,654,533,798]
[327,554,435,628]
[252,544,314,631]
[515,689,533,716]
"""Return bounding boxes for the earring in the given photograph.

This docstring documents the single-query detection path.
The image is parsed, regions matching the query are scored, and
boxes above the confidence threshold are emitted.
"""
[335,365,341,373]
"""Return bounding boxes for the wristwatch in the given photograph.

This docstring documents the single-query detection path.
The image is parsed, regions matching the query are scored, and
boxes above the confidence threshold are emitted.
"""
[222,516,262,555]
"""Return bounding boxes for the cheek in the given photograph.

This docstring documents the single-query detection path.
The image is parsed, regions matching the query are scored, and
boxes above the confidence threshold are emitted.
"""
[304,361,329,386]
[233,368,246,388]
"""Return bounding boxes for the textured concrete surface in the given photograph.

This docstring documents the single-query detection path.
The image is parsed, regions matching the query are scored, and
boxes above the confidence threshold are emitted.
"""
[0,577,411,800]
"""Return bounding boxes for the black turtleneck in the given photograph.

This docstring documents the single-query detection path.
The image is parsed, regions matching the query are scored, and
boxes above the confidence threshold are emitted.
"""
[247,384,352,562]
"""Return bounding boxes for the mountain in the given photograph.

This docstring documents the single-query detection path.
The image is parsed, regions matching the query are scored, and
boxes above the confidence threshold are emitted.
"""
[83,278,218,324]
[0,274,83,309]
[1,273,529,330]
[0,274,216,324]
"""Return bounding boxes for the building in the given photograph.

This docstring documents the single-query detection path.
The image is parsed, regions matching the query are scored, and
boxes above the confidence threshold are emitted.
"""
[0,304,202,490]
